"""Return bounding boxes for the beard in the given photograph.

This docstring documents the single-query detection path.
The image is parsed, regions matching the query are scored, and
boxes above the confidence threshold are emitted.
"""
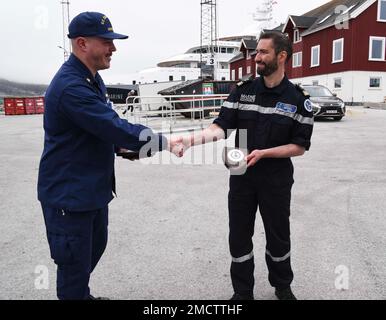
[256,57,278,77]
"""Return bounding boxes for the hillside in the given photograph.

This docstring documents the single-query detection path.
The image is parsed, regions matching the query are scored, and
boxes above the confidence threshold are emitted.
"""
[0,78,48,97]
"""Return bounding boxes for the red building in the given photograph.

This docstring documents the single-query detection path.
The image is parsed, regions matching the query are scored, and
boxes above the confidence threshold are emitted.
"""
[230,0,386,103]
[229,39,258,81]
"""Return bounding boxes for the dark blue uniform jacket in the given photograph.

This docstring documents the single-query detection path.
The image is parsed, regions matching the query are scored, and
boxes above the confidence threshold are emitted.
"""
[38,54,166,211]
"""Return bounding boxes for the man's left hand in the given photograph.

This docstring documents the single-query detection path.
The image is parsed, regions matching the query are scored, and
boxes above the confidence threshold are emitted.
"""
[245,149,264,167]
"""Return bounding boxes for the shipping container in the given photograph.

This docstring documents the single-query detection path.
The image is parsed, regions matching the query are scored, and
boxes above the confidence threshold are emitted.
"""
[4,98,16,115]
[4,96,44,115]
[25,98,36,114]
[14,98,26,115]
[35,97,45,114]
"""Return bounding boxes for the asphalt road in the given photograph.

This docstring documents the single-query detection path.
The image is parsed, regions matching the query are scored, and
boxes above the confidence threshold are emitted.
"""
[0,107,385,300]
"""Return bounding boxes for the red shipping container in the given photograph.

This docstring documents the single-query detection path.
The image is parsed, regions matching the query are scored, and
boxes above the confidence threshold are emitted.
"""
[14,98,26,115]
[35,97,45,114]
[4,98,16,116]
[25,98,36,114]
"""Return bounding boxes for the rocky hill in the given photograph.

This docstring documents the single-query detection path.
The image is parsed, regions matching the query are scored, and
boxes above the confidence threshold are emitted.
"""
[0,78,47,97]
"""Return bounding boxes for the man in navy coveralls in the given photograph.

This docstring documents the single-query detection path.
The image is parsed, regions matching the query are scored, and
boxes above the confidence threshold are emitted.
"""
[37,12,182,300]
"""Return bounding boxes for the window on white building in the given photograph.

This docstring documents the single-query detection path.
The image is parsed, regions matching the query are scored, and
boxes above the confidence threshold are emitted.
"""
[231,69,236,81]
[378,0,386,21]
[369,77,381,88]
[312,80,319,85]
[311,45,320,67]
[294,29,301,43]
[238,67,243,79]
[247,66,251,74]
[332,38,344,63]
[334,78,342,89]
[292,52,302,68]
[181,76,186,81]
[369,36,386,61]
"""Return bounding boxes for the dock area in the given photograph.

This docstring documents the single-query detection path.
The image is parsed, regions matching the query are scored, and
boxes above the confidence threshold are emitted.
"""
[0,106,385,300]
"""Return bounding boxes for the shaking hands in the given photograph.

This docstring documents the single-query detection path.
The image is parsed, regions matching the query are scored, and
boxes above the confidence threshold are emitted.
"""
[167,135,191,158]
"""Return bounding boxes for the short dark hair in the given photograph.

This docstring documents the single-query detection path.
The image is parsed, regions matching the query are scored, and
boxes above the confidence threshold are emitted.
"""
[258,31,293,62]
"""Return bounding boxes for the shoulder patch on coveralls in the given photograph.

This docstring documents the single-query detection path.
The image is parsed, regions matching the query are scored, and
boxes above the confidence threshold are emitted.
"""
[294,84,310,98]
[237,74,255,87]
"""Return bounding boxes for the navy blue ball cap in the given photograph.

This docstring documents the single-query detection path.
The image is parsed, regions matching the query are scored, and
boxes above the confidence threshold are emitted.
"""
[68,12,128,39]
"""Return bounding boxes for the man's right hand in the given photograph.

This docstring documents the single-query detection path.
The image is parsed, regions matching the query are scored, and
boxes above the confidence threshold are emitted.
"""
[167,136,185,157]
[116,148,140,161]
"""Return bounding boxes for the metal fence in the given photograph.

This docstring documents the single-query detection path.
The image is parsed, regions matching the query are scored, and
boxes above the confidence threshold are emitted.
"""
[114,94,228,134]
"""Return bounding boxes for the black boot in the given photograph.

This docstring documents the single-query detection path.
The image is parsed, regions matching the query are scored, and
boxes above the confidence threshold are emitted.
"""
[230,292,254,300]
[275,287,297,300]
[88,294,110,300]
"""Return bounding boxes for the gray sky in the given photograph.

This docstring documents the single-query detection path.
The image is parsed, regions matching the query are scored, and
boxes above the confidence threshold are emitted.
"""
[0,0,328,84]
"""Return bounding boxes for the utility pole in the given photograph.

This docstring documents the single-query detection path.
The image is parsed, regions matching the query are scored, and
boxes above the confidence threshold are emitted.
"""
[60,0,71,61]
[200,0,217,80]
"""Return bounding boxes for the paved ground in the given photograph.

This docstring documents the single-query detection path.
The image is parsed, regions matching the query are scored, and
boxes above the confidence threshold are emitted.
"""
[0,107,385,300]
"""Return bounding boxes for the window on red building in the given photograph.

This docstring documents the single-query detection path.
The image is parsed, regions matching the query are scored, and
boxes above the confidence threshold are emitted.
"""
[377,0,386,21]
[369,36,385,61]
[294,29,301,43]
[293,52,302,68]
[311,45,320,67]
[332,38,344,63]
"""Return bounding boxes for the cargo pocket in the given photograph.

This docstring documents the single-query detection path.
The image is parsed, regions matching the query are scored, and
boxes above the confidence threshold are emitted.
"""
[47,232,81,266]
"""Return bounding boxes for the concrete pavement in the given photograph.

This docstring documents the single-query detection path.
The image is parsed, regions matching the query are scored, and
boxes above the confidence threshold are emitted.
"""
[0,107,385,300]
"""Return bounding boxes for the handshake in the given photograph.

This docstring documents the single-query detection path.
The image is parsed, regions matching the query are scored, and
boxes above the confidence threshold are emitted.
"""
[116,135,190,160]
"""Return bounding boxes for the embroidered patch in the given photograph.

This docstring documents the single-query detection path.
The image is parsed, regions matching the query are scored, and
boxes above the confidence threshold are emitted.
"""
[240,94,256,103]
[275,102,297,113]
[304,99,313,112]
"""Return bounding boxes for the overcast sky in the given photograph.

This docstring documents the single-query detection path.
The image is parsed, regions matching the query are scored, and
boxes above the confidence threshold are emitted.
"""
[0,0,328,84]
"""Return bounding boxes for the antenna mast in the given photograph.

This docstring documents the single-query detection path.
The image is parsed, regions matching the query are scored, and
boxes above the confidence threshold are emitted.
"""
[200,0,217,80]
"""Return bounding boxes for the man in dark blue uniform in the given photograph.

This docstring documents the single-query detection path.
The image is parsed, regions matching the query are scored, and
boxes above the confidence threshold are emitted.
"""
[37,12,182,300]
[181,31,314,300]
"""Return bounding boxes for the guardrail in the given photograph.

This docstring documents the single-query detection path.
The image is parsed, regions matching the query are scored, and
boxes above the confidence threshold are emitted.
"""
[114,94,229,133]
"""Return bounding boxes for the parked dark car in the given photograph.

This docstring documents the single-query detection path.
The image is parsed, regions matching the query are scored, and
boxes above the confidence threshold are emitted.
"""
[302,85,346,120]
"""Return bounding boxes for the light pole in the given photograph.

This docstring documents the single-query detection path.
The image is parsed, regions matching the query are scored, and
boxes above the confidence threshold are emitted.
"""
[58,45,70,62]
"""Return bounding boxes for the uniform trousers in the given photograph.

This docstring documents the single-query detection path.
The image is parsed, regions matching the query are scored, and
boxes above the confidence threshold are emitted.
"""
[41,205,108,300]
[228,162,294,295]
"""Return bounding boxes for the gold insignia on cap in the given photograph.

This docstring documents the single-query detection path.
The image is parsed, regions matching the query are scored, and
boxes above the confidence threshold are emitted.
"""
[101,15,107,25]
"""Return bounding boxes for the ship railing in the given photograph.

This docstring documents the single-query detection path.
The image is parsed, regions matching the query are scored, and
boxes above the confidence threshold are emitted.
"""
[114,94,229,133]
